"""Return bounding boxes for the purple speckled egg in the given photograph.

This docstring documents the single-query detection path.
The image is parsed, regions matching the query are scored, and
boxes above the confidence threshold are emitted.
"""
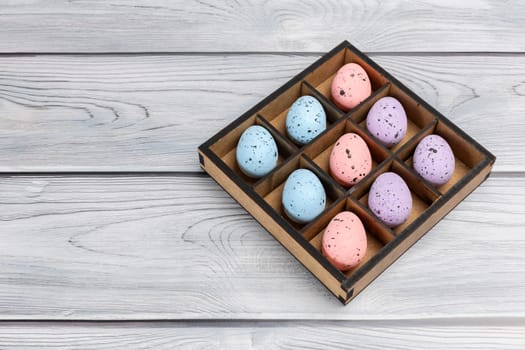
[413,134,455,186]
[366,96,407,148]
[368,172,412,227]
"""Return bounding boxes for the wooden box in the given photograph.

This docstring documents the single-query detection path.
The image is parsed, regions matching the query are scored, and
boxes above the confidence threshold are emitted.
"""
[198,41,495,304]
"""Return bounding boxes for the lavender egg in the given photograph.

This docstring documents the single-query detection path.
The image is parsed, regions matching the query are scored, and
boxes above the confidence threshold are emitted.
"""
[368,172,412,227]
[413,134,455,186]
[286,95,327,145]
[236,125,278,178]
[366,96,407,148]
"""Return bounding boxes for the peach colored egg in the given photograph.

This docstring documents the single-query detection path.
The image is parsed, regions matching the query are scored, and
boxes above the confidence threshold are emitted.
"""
[329,133,372,187]
[331,63,372,111]
[322,211,367,271]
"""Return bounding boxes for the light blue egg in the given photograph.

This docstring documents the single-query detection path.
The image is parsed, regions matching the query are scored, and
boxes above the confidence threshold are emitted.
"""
[236,125,278,178]
[286,95,327,145]
[282,169,326,224]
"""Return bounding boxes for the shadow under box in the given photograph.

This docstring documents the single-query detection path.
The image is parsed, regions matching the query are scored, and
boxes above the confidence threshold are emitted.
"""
[304,46,389,113]
[304,196,394,278]
[303,116,391,187]
[354,83,438,153]
[253,155,345,231]
[397,119,487,195]
[350,159,441,235]
[258,80,343,146]
[209,114,297,186]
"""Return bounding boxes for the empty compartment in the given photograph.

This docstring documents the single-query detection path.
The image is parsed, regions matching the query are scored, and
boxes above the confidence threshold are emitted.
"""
[303,118,391,188]
[253,155,344,230]
[209,114,296,185]
[352,159,440,235]
[357,83,438,152]
[307,196,394,278]
[401,119,487,194]
[258,80,343,146]
[304,47,389,113]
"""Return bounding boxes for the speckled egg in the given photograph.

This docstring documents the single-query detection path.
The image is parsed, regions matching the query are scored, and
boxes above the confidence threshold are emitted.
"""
[285,95,327,145]
[413,134,455,186]
[331,63,372,111]
[329,133,372,187]
[366,96,408,148]
[236,125,278,178]
[322,211,367,271]
[282,169,326,224]
[368,172,412,227]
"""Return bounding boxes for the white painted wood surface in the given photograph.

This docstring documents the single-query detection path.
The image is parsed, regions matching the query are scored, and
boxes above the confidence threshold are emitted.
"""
[0,0,523,53]
[0,1,523,348]
[0,321,524,349]
[0,175,523,321]
[0,55,522,172]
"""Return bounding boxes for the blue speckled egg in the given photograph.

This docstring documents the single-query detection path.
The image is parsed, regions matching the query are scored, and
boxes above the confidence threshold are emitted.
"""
[282,169,326,224]
[236,125,278,178]
[286,96,327,145]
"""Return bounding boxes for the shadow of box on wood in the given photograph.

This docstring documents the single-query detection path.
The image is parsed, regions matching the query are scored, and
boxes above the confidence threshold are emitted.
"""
[198,41,496,305]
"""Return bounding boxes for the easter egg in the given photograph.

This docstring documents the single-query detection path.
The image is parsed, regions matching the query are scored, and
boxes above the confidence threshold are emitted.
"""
[329,133,372,187]
[331,63,372,111]
[413,135,455,186]
[236,125,278,178]
[322,211,367,271]
[285,95,327,145]
[366,96,407,148]
[368,172,412,227]
[282,169,326,224]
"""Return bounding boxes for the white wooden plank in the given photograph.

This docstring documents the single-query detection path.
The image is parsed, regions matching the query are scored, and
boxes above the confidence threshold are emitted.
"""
[0,1,523,53]
[0,174,522,320]
[0,321,524,349]
[0,54,521,172]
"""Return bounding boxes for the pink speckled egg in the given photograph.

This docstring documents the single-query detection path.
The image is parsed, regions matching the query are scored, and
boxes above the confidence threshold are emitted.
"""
[331,63,372,111]
[329,133,372,187]
[322,211,367,271]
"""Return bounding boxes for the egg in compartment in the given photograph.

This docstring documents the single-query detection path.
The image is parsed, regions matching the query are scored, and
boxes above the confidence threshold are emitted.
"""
[285,95,327,145]
[236,125,278,178]
[281,169,326,224]
[329,132,372,187]
[331,63,372,111]
[321,211,367,271]
[366,96,408,148]
[413,134,455,186]
[368,172,412,228]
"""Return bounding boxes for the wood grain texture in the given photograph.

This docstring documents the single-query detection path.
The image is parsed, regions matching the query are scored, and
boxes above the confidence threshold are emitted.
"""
[0,174,523,320]
[0,54,521,172]
[0,0,523,53]
[0,0,521,342]
[0,321,524,349]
